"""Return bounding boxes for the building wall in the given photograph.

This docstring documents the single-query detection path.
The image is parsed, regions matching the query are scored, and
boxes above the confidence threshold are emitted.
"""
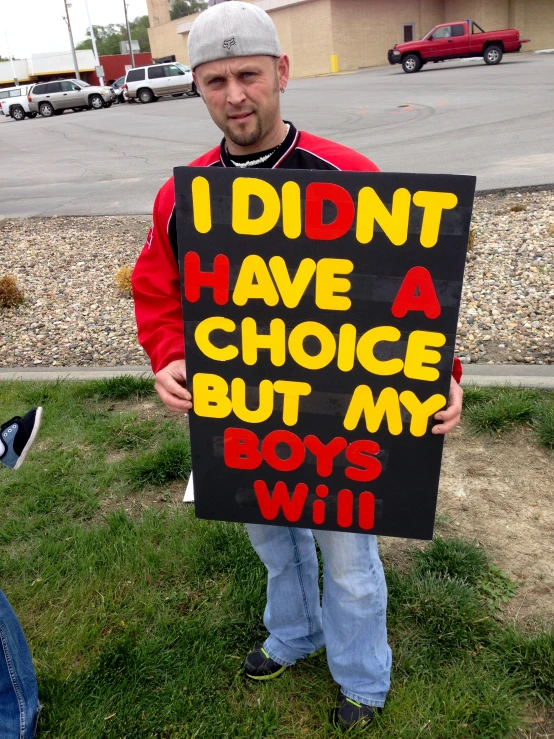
[148,17,190,64]
[444,0,508,29]
[330,0,446,72]
[283,0,333,77]
[517,0,554,50]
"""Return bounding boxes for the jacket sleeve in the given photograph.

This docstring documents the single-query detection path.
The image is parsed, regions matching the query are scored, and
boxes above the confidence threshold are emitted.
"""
[132,179,184,374]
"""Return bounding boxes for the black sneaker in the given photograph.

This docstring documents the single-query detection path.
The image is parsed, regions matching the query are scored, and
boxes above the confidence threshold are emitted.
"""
[331,691,381,731]
[0,407,43,470]
[243,644,288,681]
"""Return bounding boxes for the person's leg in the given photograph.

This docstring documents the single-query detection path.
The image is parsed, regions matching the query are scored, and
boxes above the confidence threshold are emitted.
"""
[313,531,391,708]
[245,524,325,665]
[0,590,39,739]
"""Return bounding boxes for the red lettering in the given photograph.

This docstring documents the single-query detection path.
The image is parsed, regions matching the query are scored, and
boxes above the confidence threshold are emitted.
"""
[223,427,262,470]
[184,251,229,305]
[358,492,375,530]
[312,500,325,525]
[344,440,382,482]
[391,266,441,319]
[305,183,355,241]
[304,435,347,477]
[261,430,305,472]
[254,480,308,522]
[337,488,354,528]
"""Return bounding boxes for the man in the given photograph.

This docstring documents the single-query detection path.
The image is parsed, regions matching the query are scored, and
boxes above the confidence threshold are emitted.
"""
[132,2,463,730]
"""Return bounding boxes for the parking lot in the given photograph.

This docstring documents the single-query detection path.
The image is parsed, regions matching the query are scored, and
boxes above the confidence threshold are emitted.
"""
[1,53,553,217]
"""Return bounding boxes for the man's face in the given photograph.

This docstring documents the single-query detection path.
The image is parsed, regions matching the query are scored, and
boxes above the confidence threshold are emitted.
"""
[194,54,289,151]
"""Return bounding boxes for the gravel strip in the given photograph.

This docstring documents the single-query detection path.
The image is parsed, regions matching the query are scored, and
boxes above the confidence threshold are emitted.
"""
[1,190,553,368]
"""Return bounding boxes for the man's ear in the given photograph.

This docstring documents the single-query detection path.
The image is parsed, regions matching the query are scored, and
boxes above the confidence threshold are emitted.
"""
[276,54,290,90]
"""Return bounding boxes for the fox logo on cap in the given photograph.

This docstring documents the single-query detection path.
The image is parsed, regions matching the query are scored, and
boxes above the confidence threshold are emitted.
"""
[223,37,236,49]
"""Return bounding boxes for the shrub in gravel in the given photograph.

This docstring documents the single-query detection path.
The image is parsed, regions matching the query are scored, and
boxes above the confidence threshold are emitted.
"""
[0,274,24,308]
[115,265,133,296]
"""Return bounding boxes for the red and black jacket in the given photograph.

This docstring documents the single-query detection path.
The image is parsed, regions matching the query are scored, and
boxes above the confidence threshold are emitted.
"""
[132,122,462,382]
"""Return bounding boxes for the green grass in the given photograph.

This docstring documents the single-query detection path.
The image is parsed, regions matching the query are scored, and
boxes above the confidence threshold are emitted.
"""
[1,380,553,737]
[462,386,554,448]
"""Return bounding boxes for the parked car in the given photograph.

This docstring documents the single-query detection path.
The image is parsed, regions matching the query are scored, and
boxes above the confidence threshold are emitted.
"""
[123,62,199,103]
[0,85,37,121]
[388,20,529,73]
[28,79,115,117]
[109,75,129,104]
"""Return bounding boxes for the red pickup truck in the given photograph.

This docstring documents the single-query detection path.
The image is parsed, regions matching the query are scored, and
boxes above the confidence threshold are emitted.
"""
[388,20,529,73]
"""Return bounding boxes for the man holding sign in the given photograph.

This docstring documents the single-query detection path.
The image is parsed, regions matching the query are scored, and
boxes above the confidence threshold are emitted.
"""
[132,1,466,730]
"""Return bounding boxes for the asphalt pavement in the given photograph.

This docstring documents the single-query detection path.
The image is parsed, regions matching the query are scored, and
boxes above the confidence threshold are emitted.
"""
[1,53,554,217]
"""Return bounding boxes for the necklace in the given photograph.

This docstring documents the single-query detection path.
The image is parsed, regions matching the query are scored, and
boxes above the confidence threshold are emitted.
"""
[228,124,290,168]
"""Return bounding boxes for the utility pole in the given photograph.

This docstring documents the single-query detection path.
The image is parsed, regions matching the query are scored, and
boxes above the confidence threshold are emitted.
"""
[83,0,105,85]
[123,0,136,68]
[62,0,80,79]
[4,32,18,85]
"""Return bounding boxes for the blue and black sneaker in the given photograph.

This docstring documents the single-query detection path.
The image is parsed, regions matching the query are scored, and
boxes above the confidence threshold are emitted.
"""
[331,691,382,731]
[0,407,43,470]
[243,644,288,681]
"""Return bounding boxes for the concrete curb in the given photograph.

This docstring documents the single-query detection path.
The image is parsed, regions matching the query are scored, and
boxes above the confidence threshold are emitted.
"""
[1,365,553,389]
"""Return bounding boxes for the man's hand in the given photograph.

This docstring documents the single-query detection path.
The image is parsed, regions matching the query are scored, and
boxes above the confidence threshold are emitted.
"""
[155,360,192,413]
[432,377,463,435]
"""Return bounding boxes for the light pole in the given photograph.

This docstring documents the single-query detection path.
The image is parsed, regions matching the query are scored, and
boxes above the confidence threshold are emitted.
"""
[122,0,135,68]
[83,0,105,85]
[4,32,18,85]
[62,0,80,79]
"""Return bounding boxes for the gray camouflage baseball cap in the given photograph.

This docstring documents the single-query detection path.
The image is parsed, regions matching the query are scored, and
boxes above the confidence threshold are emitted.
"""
[188,1,282,70]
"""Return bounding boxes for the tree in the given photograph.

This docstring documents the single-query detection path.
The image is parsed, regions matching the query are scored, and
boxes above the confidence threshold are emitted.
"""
[76,15,151,55]
[170,1,207,21]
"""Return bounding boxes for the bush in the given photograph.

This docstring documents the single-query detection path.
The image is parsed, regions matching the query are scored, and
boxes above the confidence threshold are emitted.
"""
[0,273,24,307]
[115,265,133,296]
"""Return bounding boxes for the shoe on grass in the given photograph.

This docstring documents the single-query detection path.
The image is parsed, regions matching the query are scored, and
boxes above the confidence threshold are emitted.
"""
[243,644,288,681]
[0,407,43,470]
[331,691,381,731]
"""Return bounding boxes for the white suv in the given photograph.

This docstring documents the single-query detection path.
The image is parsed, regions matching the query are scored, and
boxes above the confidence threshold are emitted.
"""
[124,62,198,103]
[0,85,37,121]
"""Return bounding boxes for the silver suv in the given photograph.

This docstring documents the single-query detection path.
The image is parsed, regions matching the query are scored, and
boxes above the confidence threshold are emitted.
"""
[124,62,198,103]
[28,79,115,117]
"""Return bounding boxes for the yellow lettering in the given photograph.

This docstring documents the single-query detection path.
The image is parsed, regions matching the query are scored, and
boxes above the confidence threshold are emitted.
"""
[315,258,353,311]
[194,317,237,362]
[231,378,274,423]
[268,256,316,309]
[356,326,403,376]
[412,191,458,248]
[344,386,403,435]
[232,177,281,235]
[281,181,302,239]
[192,373,232,419]
[404,330,446,382]
[337,323,357,372]
[233,255,279,306]
[191,176,212,234]
[242,317,286,366]
[288,321,336,370]
[356,187,411,246]
[399,391,446,437]
[273,380,312,426]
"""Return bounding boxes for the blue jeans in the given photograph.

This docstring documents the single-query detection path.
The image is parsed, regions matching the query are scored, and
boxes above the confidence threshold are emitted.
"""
[0,590,39,739]
[246,525,391,708]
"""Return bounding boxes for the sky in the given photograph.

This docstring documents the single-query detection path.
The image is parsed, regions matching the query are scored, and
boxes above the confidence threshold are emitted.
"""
[0,0,149,60]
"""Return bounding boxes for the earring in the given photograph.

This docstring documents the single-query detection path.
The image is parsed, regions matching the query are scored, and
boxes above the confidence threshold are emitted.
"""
[280,87,286,93]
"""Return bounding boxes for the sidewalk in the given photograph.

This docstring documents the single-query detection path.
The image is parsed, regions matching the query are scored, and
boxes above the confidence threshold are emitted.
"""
[1,365,553,389]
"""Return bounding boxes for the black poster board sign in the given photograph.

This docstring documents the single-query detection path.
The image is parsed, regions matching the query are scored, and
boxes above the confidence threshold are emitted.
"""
[175,167,475,540]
